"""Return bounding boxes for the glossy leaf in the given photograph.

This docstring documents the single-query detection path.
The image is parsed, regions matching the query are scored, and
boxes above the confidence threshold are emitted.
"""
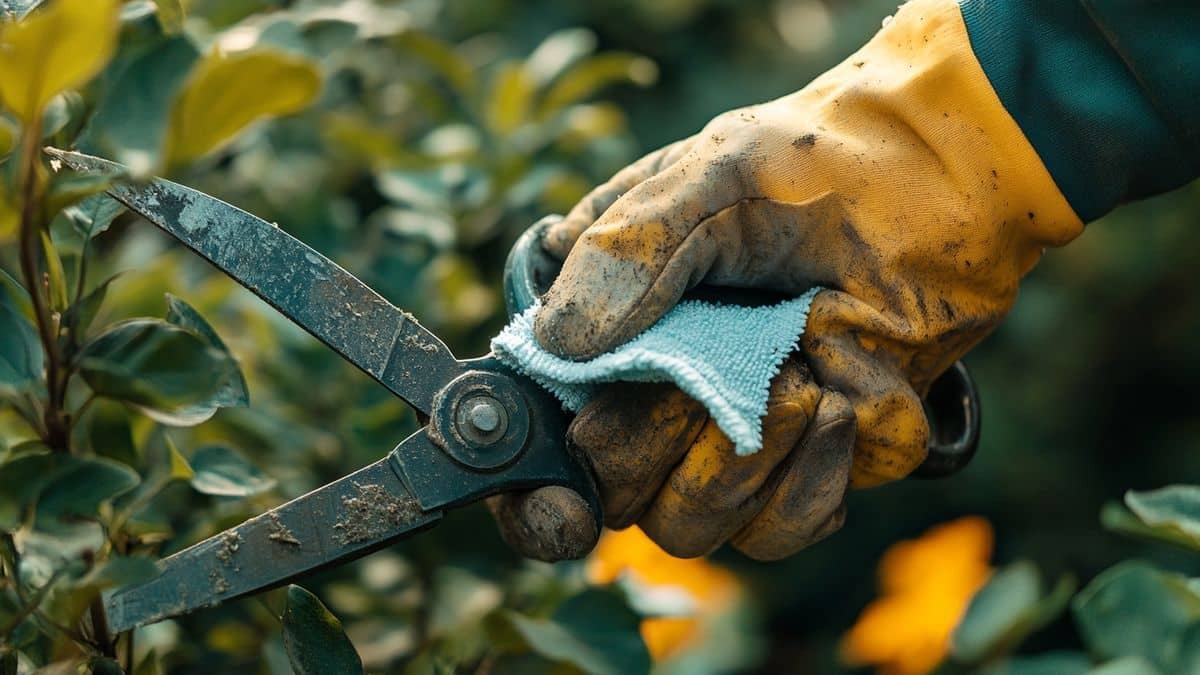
[152,0,184,34]
[953,561,1075,663]
[0,298,42,391]
[188,444,274,497]
[62,273,121,341]
[391,31,474,94]
[0,264,34,320]
[978,652,1093,675]
[281,585,365,675]
[1101,501,1200,551]
[1125,485,1200,542]
[84,399,137,466]
[84,35,199,174]
[167,437,194,481]
[496,588,650,675]
[165,294,249,409]
[526,28,598,85]
[539,53,657,118]
[62,193,124,240]
[0,446,55,529]
[77,319,234,426]
[35,456,139,530]
[1073,561,1200,670]
[0,0,120,123]
[485,62,535,135]
[1088,657,1163,675]
[38,231,68,312]
[42,169,116,226]
[0,115,16,156]
[164,50,322,167]
[79,555,158,590]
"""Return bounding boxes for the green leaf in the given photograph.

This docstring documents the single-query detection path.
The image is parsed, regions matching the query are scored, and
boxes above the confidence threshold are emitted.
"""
[1101,501,1200,551]
[151,0,184,34]
[188,445,274,497]
[0,0,121,123]
[63,193,124,240]
[89,657,125,675]
[1125,485,1200,542]
[391,31,474,95]
[0,446,55,529]
[0,115,13,157]
[0,264,33,321]
[953,561,1076,664]
[525,28,598,85]
[0,299,43,392]
[495,588,650,675]
[978,652,1093,675]
[38,231,68,312]
[485,62,535,135]
[539,53,658,118]
[84,399,137,466]
[84,35,199,174]
[79,555,158,591]
[165,294,249,409]
[62,273,121,341]
[78,319,237,426]
[167,437,193,481]
[1087,657,1162,675]
[1073,561,1200,670]
[281,585,364,675]
[35,456,139,530]
[164,49,322,167]
[41,166,117,222]
[132,649,164,675]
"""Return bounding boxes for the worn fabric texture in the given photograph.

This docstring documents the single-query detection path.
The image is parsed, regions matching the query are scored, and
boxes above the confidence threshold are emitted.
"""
[491,288,822,456]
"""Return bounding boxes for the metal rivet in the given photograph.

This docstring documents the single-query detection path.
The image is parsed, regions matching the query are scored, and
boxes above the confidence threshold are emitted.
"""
[467,400,501,432]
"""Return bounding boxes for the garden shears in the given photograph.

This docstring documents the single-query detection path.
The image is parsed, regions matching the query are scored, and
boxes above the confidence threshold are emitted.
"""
[46,149,980,634]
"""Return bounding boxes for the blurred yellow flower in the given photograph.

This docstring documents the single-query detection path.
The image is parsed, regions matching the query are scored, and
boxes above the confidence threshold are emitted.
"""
[841,516,994,675]
[587,526,741,660]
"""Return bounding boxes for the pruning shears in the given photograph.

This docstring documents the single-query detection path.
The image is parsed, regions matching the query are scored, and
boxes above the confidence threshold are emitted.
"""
[46,149,980,634]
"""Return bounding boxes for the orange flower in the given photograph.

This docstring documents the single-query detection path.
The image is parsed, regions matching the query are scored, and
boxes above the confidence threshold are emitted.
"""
[587,526,741,660]
[841,517,994,675]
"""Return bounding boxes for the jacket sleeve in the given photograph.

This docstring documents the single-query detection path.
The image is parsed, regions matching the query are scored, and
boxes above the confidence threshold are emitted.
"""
[957,0,1200,221]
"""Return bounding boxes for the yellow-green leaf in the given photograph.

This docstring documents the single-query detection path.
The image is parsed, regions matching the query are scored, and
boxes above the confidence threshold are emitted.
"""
[0,0,120,123]
[164,50,321,168]
[39,230,67,312]
[484,62,535,136]
[166,435,193,480]
[152,0,185,35]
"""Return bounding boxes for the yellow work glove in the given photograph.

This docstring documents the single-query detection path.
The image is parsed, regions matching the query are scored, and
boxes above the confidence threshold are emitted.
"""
[492,0,1083,561]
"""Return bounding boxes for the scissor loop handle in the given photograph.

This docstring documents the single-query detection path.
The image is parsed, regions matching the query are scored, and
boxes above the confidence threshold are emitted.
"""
[504,216,982,479]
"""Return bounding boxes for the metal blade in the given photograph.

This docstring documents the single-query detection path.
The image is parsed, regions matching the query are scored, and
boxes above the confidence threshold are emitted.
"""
[104,430,443,633]
[46,149,461,415]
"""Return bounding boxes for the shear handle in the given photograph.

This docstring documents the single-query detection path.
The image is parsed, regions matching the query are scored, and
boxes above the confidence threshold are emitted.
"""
[504,216,981,479]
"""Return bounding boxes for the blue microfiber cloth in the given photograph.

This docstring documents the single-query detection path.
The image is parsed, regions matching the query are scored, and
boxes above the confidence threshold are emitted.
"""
[491,288,821,456]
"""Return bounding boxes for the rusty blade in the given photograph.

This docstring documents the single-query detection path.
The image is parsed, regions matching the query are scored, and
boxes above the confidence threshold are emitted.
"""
[45,148,461,415]
[104,430,443,633]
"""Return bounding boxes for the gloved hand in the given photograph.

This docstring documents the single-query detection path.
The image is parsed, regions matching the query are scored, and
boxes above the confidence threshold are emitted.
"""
[491,0,1083,561]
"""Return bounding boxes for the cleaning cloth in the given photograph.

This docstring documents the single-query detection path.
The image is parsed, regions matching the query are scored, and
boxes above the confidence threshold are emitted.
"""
[490,288,822,456]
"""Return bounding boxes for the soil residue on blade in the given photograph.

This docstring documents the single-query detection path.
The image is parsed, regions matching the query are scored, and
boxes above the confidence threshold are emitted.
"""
[334,482,422,546]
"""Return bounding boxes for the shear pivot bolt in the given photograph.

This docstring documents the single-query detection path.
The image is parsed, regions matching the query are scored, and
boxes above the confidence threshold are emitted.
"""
[467,400,501,432]
[455,395,508,444]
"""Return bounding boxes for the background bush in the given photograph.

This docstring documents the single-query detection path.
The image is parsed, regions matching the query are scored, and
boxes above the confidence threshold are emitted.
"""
[2,0,1199,673]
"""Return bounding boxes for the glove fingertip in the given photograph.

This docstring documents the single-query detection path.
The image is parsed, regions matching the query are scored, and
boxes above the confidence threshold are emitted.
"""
[488,486,600,562]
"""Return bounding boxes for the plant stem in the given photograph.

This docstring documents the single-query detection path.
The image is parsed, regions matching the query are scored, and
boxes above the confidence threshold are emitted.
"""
[15,126,68,452]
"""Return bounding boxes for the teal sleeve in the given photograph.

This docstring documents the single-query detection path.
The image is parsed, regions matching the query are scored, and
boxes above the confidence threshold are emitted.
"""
[957,0,1200,222]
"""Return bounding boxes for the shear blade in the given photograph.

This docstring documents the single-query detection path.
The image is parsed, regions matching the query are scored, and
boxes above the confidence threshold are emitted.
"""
[104,430,442,634]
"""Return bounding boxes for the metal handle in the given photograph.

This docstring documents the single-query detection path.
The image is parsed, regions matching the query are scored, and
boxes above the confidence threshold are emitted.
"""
[504,216,982,479]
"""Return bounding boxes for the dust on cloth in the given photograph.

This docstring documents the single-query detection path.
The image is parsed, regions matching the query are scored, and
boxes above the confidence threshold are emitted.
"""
[490,288,821,456]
